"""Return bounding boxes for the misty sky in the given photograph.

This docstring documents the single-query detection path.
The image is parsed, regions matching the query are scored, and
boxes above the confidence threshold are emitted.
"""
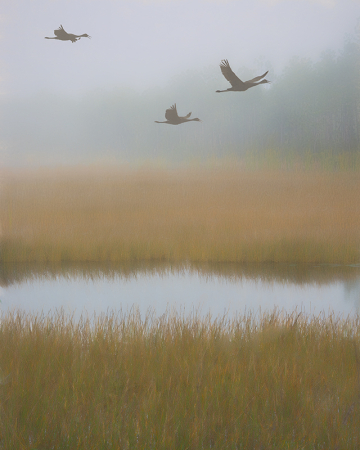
[1,0,360,97]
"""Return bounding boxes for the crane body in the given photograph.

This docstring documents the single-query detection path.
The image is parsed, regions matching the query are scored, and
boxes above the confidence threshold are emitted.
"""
[45,25,91,43]
[216,60,270,92]
[155,104,201,125]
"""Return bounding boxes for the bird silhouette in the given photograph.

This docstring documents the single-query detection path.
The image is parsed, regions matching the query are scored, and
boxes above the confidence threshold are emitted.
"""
[216,60,270,93]
[45,25,91,43]
[155,104,201,125]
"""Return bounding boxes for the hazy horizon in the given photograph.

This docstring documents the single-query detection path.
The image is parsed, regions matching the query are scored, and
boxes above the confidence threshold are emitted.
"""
[1,0,360,167]
[1,0,359,96]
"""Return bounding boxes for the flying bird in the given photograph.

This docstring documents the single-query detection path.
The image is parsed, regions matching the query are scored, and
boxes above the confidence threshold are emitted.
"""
[155,104,201,125]
[45,25,91,43]
[216,60,270,93]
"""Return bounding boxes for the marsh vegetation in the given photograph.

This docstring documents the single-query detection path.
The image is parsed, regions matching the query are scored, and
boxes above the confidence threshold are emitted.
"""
[0,308,359,449]
[1,166,360,265]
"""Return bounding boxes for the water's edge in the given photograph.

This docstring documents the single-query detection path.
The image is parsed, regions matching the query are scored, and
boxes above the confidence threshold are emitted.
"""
[1,261,359,319]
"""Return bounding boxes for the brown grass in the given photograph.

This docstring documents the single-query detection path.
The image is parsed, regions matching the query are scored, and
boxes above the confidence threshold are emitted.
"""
[1,166,360,263]
[0,308,360,449]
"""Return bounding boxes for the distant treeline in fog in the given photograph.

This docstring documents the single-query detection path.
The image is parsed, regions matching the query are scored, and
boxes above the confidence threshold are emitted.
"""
[1,38,359,166]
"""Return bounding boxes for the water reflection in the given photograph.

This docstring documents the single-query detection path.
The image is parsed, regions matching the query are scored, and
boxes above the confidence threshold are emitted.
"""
[2,260,360,287]
[344,279,360,307]
[0,261,359,318]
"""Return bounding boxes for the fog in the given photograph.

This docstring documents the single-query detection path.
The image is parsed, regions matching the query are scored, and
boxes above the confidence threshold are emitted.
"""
[1,0,360,166]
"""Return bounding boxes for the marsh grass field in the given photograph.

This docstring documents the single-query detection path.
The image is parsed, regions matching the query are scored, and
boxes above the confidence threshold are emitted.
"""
[1,166,360,264]
[0,308,360,449]
[1,165,360,449]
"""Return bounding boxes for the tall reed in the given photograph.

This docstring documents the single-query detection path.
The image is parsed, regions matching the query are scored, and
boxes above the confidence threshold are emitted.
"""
[1,167,360,264]
[0,308,359,449]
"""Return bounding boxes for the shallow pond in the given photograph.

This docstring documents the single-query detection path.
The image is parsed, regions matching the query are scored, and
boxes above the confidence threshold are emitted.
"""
[0,261,359,319]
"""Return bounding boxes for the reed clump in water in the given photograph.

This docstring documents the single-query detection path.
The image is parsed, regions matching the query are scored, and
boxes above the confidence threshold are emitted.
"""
[1,167,360,263]
[0,308,359,449]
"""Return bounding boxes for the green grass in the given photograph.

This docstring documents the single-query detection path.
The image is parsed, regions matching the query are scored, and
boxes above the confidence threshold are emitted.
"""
[0,308,360,449]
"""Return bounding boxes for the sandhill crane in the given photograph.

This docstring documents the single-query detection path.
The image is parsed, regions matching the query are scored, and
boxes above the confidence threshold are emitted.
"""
[216,60,270,93]
[155,104,201,125]
[45,25,91,43]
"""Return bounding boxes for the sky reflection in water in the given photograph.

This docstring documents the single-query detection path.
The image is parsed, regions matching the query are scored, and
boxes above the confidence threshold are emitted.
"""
[0,262,359,319]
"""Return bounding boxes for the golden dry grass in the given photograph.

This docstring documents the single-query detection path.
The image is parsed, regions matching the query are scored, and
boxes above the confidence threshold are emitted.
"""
[0,308,360,449]
[1,166,360,263]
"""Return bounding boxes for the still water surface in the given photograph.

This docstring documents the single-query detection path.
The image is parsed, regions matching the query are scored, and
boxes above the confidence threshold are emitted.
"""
[0,262,359,319]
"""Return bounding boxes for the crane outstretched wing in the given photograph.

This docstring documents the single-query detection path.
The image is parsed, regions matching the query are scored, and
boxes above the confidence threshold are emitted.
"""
[219,60,244,87]
[54,25,68,38]
[246,71,269,83]
[165,104,179,121]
